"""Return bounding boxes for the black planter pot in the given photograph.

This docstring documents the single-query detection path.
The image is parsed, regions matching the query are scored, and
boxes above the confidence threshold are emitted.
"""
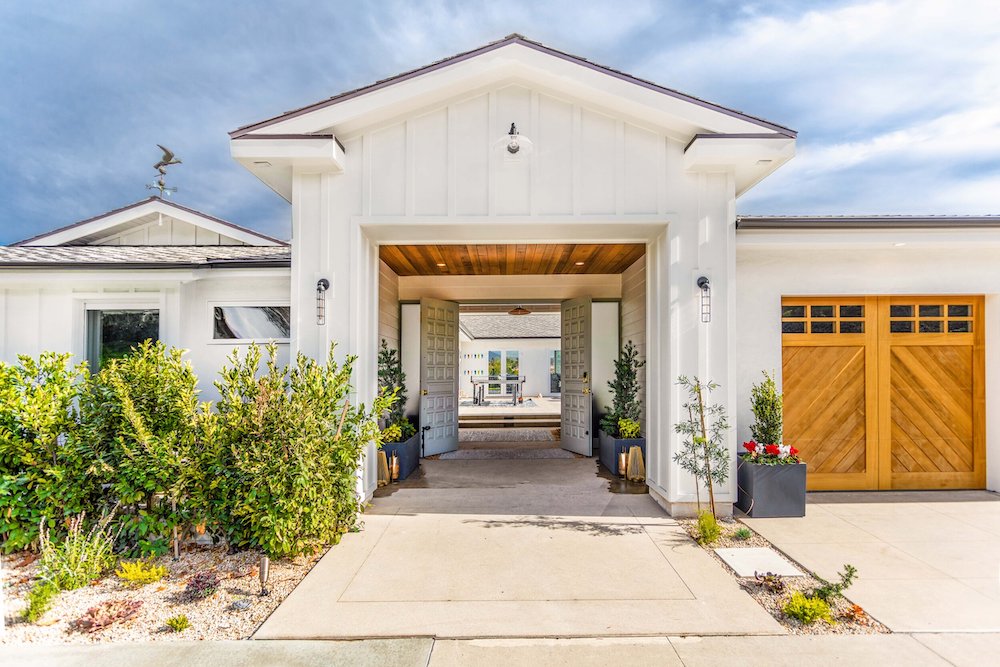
[735,459,807,518]
[381,431,421,481]
[598,430,646,476]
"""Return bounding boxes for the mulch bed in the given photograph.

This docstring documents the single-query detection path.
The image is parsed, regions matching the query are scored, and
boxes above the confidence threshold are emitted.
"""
[679,517,890,635]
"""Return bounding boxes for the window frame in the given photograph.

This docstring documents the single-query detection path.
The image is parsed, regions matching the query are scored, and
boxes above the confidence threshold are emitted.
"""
[208,301,292,345]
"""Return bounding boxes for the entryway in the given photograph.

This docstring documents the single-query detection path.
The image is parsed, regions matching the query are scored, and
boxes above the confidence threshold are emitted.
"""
[781,295,985,490]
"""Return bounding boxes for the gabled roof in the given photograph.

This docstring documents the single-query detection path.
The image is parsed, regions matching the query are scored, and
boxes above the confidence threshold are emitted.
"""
[0,245,290,268]
[12,197,287,247]
[737,215,1000,230]
[459,312,561,339]
[230,33,795,139]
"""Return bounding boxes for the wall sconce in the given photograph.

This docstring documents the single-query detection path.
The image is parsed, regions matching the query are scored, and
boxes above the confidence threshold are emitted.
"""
[507,123,520,154]
[697,276,711,323]
[316,278,330,325]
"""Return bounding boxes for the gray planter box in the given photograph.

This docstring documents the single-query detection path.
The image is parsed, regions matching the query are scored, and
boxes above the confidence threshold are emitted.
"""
[735,459,807,518]
[381,431,420,481]
[599,430,646,476]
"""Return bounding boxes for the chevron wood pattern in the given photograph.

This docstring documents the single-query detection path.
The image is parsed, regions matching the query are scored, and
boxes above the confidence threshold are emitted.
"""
[782,295,984,491]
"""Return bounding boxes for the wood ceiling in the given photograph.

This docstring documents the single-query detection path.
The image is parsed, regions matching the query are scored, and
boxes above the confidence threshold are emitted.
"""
[379,244,645,276]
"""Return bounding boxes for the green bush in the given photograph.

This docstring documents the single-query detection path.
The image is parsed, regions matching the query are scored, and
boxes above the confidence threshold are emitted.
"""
[211,343,392,557]
[115,559,168,587]
[783,590,833,624]
[733,526,753,541]
[0,353,97,552]
[166,614,190,632]
[696,510,721,545]
[40,511,119,590]
[600,341,645,437]
[80,341,216,556]
[376,340,408,442]
[22,580,59,622]
[618,418,641,439]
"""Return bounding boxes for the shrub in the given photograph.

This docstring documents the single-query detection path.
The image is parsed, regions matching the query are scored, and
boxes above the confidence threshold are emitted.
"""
[22,580,59,622]
[673,376,730,518]
[211,343,392,557]
[811,564,857,602]
[733,526,753,541]
[115,559,168,587]
[618,418,641,439]
[72,599,143,633]
[183,571,219,600]
[166,614,190,632]
[600,341,645,437]
[39,512,119,590]
[783,590,832,624]
[696,510,721,545]
[80,341,216,557]
[0,353,97,552]
[750,370,783,446]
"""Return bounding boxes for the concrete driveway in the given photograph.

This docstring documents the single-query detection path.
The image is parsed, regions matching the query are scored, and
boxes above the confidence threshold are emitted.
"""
[743,490,1000,632]
[255,454,782,639]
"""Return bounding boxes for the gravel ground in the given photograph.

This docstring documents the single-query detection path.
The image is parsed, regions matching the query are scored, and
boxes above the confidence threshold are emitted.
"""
[1,545,324,644]
[679,517,890,635]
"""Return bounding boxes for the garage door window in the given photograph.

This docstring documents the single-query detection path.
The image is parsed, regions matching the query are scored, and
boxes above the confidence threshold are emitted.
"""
[887,302,974,334]
[781,301,865,335]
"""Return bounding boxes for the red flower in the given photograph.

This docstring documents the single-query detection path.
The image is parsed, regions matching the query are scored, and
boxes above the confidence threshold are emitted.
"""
[790,446,799,456]
[765,444,780,456]
[743,441,757,453]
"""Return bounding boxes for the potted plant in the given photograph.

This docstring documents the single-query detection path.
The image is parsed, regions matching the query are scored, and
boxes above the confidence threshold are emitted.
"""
[377,339,419,480]
[598,341,646,478]
[735,371,806,518]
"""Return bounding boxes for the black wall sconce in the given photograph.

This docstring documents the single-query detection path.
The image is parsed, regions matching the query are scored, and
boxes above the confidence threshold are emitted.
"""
[316,278,330,325]
[507,123,520,154]
[697,276,711,323]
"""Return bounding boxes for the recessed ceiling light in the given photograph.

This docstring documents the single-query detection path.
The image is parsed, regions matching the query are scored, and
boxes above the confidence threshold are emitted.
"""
[893,242,906,247]
[436,262,446,267]
[575,261,585,266]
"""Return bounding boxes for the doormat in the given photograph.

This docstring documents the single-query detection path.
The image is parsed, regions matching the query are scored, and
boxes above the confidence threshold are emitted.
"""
[439,447,576,460]
[459,427,558,442]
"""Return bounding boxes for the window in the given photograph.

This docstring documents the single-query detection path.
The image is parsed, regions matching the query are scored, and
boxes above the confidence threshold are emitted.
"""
[550,350,561,394]
[781,300,865,335]
[213,305,290,341]
[505,350,519,379]
[889,301,973,335]
[86,309,159,372]
[488,350,501,394]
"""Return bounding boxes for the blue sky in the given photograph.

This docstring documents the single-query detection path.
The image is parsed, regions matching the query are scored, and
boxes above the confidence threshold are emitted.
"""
[1,1,997,243]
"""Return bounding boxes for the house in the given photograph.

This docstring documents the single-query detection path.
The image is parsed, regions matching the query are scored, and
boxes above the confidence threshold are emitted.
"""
[2,34,996,513]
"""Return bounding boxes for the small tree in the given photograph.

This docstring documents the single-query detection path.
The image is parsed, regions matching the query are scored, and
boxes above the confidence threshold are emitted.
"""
[600,340,645,437]
[377,340,411,440]
[750,370,783,445]
[673,376,730,518]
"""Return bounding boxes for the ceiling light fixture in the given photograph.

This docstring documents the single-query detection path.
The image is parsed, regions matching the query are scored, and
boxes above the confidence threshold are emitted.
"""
[508,305,531,316]
[436,262,446,267]
[575,261,585,266]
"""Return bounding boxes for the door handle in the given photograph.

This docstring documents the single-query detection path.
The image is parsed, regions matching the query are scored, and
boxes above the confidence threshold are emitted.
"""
[583,388,591,395]
[421,389,428,396]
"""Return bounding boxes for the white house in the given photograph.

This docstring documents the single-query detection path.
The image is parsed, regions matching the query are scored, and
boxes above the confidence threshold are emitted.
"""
[3,34,997,514]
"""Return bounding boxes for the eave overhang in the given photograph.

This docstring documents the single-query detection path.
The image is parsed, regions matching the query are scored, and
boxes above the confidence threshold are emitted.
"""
[230,134,346,202]
[683,134,796,196]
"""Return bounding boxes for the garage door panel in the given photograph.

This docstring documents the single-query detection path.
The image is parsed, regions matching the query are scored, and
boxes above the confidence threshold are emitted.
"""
[782,295,984,491]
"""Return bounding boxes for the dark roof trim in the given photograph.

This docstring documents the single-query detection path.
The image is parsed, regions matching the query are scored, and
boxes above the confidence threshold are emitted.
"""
[230,34,796,139]
[0,259,291,270]
[12,196,288,247]
[233,133,345,153]
[683,132,792,153]
[737,215,1000,230]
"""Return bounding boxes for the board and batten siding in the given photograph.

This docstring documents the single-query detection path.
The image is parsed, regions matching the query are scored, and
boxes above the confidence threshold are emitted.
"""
[344,83,670,219]
[621,254,646,428]
[93,217,247,246]
[378,260,400,353]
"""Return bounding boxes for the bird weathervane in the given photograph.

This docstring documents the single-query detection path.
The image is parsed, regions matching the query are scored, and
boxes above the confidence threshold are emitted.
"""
[146,144,181,196]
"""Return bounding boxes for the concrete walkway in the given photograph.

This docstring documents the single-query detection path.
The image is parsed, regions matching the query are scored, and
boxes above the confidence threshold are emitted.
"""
[743,490,1000,632]
[255,455,783,639]
[7,634,1000,666]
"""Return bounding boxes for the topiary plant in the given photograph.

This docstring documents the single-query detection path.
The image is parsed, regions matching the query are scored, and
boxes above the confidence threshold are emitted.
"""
[600,341,645,437]
[750,370,783,445]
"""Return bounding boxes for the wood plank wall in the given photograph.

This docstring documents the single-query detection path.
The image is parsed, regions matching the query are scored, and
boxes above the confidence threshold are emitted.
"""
[620,254,646,428]
[378,260,400,353]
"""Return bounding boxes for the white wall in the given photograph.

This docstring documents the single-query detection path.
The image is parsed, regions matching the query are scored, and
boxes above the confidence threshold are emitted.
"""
[736,236,1000,491]
[458,337,559,399]
[93,217,247,246]
[0,269,290,404]
[621,255,646,428]
[591,301,620,420]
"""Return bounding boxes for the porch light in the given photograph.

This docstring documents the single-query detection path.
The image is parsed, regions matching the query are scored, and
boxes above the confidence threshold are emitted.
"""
[316,278,330,325]
[507,123,520,154]
[697,276,711,323]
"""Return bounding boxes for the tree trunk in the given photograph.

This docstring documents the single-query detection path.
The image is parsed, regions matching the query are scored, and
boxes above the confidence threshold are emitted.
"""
[696,381,717,518]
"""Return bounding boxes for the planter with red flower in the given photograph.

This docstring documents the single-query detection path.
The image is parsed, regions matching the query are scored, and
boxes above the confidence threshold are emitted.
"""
[735,440,806,517]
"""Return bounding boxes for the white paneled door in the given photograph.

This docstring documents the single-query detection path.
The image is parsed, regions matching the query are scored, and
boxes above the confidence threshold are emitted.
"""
[419,297,460,456]
[561,297,593,455]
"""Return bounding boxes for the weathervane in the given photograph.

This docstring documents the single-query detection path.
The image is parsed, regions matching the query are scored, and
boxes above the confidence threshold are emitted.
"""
[146,144,181,196]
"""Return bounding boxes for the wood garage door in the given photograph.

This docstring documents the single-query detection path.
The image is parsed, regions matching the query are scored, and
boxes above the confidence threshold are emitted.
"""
[781,296,985,491]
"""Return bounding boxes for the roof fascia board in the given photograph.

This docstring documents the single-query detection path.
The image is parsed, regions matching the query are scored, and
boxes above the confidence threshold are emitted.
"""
[15,198,286,247]
[737,216,1000,230]
[231,36,794,139]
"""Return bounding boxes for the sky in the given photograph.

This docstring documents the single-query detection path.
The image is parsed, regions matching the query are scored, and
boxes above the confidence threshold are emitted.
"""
[1,0,998,243]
